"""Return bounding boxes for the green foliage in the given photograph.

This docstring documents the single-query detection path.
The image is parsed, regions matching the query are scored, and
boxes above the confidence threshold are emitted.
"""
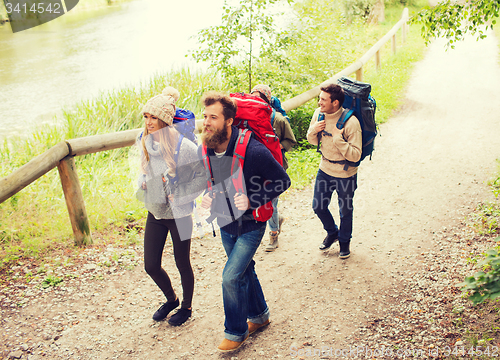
[41,275,63,288]
[462,164,500,305]
[411,0,500,48]
[468,161,500,235]
[461,241,500,305]
[287,148,321,188]
[469,202,500,235]
[489,160,500,198]
[191,0,295,92]
[288,100,318,143]
[343,0,376,23]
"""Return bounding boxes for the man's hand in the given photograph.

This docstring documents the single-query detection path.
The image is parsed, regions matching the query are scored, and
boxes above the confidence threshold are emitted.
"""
[313,120,326,133]
[142,182,147,190]
[234,193,250,211]
[201,193,213,209]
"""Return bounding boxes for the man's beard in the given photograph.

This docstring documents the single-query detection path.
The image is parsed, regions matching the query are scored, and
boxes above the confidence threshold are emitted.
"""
[202,124,229,149]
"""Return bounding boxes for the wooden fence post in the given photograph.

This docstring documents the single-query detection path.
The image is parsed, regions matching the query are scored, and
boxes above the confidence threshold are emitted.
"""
[57,156,92,246]
[402,20,407,43]
[375,50,381,71]
[392,34,397,54]
[356,67,363,82]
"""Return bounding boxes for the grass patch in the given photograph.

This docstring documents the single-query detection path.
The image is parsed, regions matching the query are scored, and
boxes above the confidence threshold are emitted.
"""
[468,160,500,235]
[287,149,321,189]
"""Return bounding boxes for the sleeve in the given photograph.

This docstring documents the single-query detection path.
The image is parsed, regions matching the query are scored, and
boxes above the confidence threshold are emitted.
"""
[137,173,146,190]
[333,115,362,163]
[306,108,321,146]
[280,119,297,152]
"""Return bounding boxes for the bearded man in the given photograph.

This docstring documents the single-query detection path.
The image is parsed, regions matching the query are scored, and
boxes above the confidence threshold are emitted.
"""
[199,91,290,352]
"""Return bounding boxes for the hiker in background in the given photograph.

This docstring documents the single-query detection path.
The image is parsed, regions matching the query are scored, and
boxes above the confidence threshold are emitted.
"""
[251,84,297,252]
[306,84,362,259]
[199,91,290,352]
[137,86,205,326]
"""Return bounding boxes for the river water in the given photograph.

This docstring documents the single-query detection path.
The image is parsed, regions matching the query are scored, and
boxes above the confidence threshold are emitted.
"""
[0,0,224,140]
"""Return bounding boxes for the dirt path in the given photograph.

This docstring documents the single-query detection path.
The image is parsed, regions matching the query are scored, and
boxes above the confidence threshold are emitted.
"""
[2,32,500,360]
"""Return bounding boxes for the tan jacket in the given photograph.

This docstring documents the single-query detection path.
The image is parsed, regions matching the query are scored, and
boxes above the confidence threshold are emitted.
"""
[306,107,362,178]
[273,112,297,170]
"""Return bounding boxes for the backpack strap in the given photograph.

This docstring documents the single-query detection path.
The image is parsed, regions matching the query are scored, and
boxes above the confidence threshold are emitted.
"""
[231,128,252,195]
[166,134,184,186]
[316,112,326,155]
[231,129,252,236]
[336,108,354,130]
[271,108,276,127]
[201,144,218,234]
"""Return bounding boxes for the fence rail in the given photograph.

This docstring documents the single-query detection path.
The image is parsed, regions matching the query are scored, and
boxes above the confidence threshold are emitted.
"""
[0,8,410,246]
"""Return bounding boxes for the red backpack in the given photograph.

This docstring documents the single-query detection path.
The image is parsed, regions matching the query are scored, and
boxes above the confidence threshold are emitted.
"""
[201,93,282,230]
[230,93,283,166]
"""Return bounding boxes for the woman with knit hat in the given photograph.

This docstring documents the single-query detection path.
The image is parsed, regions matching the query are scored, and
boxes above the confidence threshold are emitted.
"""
[137,86,205,326]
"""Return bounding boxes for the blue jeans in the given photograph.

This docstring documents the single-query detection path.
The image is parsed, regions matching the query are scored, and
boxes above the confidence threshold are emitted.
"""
[220,225,270,342]
[267,197,280,232]
[312,169,357,243]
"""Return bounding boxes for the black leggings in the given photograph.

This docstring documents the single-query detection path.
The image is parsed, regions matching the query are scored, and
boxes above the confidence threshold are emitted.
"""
[143,212,194,309]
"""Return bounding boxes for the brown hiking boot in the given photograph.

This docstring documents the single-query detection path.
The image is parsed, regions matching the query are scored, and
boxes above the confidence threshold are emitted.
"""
[265,216,284,252]
[266,232,279,252]
[248,319,271,335]
[217,335,249,352]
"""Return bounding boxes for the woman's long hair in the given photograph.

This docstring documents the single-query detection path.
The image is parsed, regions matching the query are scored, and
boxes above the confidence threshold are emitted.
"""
[140,120,180,178]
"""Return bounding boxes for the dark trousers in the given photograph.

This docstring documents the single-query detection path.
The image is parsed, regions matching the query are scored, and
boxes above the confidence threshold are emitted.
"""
[312,169,357,243]
[143,212,194,309]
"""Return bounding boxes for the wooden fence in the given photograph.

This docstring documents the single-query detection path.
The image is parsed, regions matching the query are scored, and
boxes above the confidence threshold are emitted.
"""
[0,8,410,246]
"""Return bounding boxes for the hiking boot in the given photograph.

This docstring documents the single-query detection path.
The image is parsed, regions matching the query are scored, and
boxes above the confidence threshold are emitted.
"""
[266,216,285,252]
[265,232,279,252]
[248,319,270,335]
[339,242,351,259]
[168,308,192,326]
[152,298,179,321]
[217,335,249,352]
[319,234,338,250]
[278,215,285,232]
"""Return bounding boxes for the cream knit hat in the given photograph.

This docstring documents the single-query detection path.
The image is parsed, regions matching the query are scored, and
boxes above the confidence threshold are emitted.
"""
[141,86,180,125]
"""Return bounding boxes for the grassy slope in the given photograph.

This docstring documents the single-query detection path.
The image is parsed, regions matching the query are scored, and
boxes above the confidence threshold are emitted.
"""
[287,3,428,189]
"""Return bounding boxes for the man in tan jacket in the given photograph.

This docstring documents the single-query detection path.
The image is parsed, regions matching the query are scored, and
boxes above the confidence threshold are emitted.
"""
[306,83,362,258]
